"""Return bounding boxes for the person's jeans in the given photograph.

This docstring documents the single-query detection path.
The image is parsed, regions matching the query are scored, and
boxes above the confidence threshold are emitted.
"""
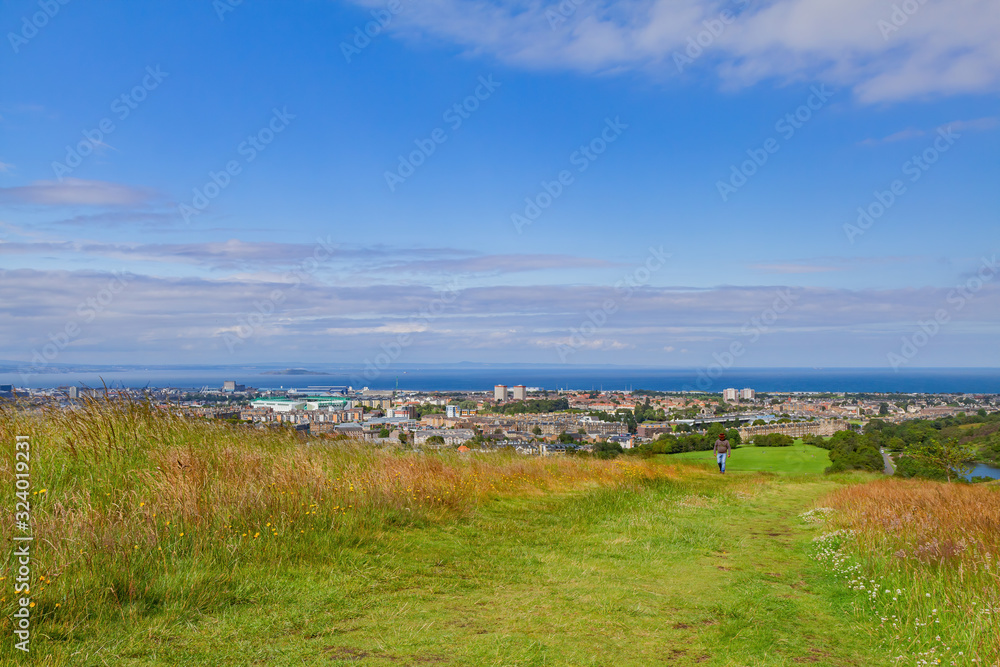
[716,453,727,472]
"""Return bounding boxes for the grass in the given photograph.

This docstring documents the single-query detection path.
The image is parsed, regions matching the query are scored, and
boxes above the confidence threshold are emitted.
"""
[0,399,985,665]
[813,479,1000,665]
[663,440,832,475]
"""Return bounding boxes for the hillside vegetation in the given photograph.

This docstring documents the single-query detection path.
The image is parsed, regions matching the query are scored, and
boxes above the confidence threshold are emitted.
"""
[1,399,997,665]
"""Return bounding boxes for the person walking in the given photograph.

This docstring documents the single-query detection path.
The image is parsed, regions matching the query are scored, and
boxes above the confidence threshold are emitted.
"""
[713,432,731,473]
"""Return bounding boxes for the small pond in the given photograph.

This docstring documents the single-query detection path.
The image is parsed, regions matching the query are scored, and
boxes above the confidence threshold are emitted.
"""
[962,462,1000,481]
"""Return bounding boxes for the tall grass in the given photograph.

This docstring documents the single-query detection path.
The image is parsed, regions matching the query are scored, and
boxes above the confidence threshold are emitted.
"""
[814,479,1000,665]
[0,397,682,650]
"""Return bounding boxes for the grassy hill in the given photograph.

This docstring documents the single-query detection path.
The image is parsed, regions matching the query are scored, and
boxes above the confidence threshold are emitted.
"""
[663,440,832,474]
[1,400,996,666]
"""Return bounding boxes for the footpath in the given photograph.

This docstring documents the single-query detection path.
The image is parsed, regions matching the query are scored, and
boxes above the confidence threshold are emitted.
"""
[56,473,887,666]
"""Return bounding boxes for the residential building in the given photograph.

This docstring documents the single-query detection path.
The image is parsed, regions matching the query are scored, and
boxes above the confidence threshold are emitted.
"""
[512,385,527,401]
[413,429,476,446]
[494,384,508,402]
[740,388,755,401]
[723,388,738,402]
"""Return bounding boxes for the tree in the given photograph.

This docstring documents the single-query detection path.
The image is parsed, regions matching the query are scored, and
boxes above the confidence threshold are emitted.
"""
[906,438,977,482]
[398,431,409,445]
[378,428,390,438]
[426,435,445,446]
[532,425,542,436]
[879,402,889,415]
[593,440,624,459]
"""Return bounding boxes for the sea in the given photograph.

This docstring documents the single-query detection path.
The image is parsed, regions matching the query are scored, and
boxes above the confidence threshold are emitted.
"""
[3,366,1000,394]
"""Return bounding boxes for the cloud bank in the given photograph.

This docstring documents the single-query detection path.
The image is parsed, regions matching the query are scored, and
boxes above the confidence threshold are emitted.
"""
[347,0,1000,102]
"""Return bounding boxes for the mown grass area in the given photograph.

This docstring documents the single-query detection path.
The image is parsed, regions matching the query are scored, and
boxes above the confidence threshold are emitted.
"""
[0,399,982,665]
[663,440,832,475]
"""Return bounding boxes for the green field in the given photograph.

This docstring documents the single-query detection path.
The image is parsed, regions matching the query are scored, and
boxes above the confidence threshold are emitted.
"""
[664,441,832,474]
[10,472,884,666]
[5,404,989,666]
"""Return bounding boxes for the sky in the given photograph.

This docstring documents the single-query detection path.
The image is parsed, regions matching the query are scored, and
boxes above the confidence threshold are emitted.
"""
[1,0,998,372]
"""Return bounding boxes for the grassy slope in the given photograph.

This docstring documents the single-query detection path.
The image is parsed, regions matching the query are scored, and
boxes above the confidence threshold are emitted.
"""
[664,441,832,475]
[41,472,883,666]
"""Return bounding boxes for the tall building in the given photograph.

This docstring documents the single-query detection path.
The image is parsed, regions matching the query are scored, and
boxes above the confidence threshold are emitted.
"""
[512,385,527,401]
[740,388,756,401]
[723,388,738,402]
[494,384,508,402]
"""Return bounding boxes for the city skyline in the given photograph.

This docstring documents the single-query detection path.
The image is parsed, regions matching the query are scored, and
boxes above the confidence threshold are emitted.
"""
[1,0,999,369]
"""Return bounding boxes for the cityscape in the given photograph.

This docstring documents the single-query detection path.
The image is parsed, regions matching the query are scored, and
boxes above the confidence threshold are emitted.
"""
[3,0,999,663]
[6,379,997,470]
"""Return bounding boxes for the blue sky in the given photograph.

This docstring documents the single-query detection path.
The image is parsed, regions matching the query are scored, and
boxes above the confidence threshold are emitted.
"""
[1,0,998,371]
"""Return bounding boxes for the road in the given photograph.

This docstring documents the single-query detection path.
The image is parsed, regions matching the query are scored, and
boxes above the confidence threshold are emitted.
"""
[881,450,895,475]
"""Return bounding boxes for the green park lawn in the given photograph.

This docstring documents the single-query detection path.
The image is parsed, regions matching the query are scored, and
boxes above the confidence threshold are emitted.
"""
[664,440,832,475]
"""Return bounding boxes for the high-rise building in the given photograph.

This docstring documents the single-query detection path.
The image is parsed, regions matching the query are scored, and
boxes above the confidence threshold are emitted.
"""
[723,388,738,402]
[494,384,508,402]
[740,388,756,401]
[512,385,527,401]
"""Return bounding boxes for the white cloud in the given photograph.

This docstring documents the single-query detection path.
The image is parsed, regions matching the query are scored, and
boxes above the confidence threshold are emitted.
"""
[3,268,999,366]
[0,178,158,206]
[860,116,999,145]
[347,0,1000,102]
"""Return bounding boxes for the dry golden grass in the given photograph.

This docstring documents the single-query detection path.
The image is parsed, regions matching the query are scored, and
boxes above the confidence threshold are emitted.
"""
[0,397,690,630]
[825,478,1000,567]
[818,479,1000,664]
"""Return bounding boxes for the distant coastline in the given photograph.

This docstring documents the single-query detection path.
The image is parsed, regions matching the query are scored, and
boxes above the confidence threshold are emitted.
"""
[3,366,999,393]
[259,369,332,376]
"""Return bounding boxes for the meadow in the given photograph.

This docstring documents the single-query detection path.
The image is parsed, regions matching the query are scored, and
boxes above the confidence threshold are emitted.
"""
[663,440,832,475]
[1,399,997,665]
